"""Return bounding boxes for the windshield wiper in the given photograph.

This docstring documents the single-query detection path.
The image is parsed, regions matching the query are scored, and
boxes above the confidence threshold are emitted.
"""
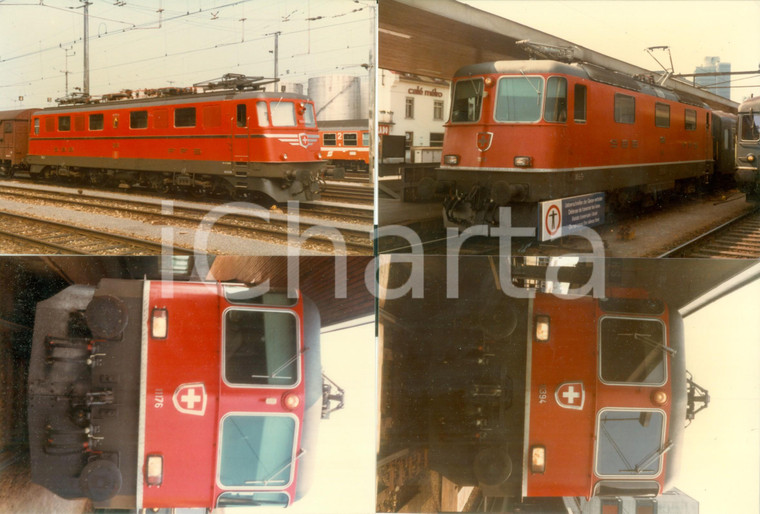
[251,348,304,380]
[519,69,542,107]
[246,449,305,486]
[620,332,676,356]
[632,440,673,474]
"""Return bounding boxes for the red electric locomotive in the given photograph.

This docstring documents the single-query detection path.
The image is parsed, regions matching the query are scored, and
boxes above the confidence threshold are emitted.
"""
[22,74,327,202]
[319,121,371,173]
[27,279,338,509]
[437,58,727,227]
[428,288,708,502]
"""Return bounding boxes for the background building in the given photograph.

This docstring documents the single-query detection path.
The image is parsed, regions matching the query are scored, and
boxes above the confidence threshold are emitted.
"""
[378,69,450,162]
[694,56,732,100]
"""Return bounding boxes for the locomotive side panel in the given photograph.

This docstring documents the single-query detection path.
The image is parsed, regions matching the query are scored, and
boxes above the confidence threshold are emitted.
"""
[25,92,326,202]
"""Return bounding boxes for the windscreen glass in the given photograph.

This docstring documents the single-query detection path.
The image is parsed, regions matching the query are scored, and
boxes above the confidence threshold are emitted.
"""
[270,101,296,127]
[218,415,296,487]
[599,317,666,385]
[224,309,299,386]
[596,409,665,476]
[740,112,760,141]
[451,78,484,122]
[495,76,544,122]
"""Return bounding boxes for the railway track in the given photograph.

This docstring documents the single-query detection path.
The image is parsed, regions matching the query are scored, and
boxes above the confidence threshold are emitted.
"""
[0,211,191,255]
[0,183,373,254]
[659,208,760,258]
[322,181,375,204]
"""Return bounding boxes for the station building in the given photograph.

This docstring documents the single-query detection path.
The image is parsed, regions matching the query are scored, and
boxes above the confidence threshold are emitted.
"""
[378,69,450,162]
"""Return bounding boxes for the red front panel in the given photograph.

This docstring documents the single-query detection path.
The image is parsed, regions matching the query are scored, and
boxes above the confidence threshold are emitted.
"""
[140,283,308,509]
[525,294,673,499]
[525,294,598,498]
[141,281,223,508]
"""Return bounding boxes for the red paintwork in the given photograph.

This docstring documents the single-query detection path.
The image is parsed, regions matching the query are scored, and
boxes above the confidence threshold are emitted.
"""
[140,282,306,509]
[27,94,323,167]
[441,70,713,172]
[525,293,672,499]
[320,129,370,165]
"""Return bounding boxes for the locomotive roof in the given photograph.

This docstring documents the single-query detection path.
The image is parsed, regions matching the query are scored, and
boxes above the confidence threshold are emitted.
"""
[35,89,311,115]
[739,95,760,113]
[453,59,708,108]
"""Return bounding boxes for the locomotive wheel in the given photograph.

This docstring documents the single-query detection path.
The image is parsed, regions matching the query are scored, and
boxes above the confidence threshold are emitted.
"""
[79,459,122,502]
[473,448,512,486]
[0,165,14,179]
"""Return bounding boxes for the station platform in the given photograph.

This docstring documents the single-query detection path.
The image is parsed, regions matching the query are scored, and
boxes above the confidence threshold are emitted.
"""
[377,184,757,258]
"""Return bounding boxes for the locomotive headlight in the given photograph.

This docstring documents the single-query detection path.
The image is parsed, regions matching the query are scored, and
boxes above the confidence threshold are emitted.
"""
[530,446,546,473]
[514,156,533,168]
[748,154,756,163]
[535,315,550,342]
[283,393,300,410]
[145,454,163,486]
[443,154,460,165]
[151,308,168,339]
[651,390,668,405]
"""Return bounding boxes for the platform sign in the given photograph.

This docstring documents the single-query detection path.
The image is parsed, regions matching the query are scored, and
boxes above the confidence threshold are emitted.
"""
[539,192,605,241]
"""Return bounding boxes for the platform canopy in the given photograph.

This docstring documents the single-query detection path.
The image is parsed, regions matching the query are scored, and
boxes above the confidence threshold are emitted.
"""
[379,0,737,112]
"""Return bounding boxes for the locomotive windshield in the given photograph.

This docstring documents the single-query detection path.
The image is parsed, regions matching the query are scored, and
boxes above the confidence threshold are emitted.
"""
[451,78,483,122]
[599,317,667,385]
[596,409,666,476]
[218,414,297,487]
[224,309,299,386]
[494,76,544,122]
[739,112,760,141]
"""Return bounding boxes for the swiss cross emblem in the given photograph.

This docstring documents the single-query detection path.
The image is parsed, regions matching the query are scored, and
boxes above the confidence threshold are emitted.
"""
[299,133,310,148]
[555,382,585,410]
[172,383,207,416]
[476,132,493,152]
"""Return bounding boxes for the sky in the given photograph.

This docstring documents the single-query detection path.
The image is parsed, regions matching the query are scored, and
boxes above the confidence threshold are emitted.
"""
[678,274,760,514]
[461,0,760,103]
[0,0,374,109]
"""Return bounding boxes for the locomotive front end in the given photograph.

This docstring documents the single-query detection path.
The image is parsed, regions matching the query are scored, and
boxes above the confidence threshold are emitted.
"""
[524,293,686,499]
[437,61,578,227]
[139,283,320,510]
